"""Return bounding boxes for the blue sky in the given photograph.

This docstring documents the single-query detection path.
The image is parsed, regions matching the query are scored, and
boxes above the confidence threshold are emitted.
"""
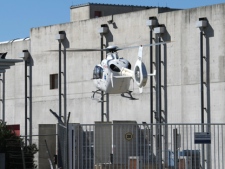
[0,0,224,42]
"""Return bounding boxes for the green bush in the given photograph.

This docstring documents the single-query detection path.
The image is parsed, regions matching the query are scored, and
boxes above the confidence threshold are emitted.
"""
[0,120,38,169]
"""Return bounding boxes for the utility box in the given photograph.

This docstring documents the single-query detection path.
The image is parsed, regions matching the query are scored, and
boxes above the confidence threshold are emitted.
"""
[112,121,138,164]
[179,150,200,169]
[94,121,112,165]
[128,156,143,169]
[94,121,138,165]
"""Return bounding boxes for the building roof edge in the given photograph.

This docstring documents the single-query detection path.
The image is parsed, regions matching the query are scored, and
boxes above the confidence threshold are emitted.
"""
[70,2,158,9]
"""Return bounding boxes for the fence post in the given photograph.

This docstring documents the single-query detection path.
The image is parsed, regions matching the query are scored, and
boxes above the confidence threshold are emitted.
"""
[20,141,26,169]
[173,128,178,169]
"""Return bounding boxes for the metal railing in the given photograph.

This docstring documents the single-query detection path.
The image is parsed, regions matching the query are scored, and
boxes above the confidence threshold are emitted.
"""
[58,123,225,169]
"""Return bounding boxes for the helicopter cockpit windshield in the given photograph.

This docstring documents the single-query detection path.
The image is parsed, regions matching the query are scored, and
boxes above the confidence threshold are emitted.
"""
[93,65,103,79]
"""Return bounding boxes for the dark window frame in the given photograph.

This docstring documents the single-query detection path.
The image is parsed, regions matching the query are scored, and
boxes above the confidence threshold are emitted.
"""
[50,74,58,89]
[94,11,102,18]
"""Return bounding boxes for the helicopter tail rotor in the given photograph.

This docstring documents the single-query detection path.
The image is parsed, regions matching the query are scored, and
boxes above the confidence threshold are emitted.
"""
[134,46,156,93]
[133,59,148,93]
[133,46,148,93]
[119,46,156,93]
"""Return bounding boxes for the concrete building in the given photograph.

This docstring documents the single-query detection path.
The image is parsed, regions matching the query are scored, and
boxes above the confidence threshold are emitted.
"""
[0,2,225,168]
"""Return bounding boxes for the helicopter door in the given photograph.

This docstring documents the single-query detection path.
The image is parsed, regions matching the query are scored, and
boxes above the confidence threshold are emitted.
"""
[93,65,103,79]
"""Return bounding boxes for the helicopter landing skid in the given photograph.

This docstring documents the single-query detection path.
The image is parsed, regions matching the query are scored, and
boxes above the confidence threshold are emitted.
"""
[121,91,138,100]
[91,90,106,102]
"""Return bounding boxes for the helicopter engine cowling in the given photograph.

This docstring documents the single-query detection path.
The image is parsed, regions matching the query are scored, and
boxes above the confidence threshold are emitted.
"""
[121,67,133,77]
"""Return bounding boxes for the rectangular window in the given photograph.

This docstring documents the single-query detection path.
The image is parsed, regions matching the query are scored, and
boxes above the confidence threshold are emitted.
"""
[94,11,102,18]
[50,74,58,89]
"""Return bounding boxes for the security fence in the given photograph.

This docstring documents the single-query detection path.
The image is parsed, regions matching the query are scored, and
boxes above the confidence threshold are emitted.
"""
[58,122,225,169]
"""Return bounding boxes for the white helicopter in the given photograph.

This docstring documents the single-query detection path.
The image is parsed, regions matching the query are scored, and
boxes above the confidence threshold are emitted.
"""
[50,42,168,99]
[92,45,155,96]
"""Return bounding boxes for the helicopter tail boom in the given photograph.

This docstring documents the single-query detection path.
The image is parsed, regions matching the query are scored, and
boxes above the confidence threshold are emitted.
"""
[148,70,156,76]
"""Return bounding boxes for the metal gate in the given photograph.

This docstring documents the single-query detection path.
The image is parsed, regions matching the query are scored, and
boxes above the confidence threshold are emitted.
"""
[58,122,225,169]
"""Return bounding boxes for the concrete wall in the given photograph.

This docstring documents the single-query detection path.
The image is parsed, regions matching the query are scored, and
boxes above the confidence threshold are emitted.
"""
[70,5,90,22]
[1,3,225,166]
[2,4,225,126]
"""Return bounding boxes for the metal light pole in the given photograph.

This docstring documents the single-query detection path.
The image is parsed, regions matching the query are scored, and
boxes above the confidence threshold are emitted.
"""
[1,72,5,122]
[146,17,157,124]
[55,31,65,123]
[0,53,23,123]
[98,25,109,122]
[19,50,32,146]
[196,17,211,169]
[154,25,166,169]
[146,17,157,166]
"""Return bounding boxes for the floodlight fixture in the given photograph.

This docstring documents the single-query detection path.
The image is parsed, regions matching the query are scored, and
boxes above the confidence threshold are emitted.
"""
[19,50,30,61]
[146,16,157,28]
[98,24,108,34]
[154,25,165,34]
[55,31,65,41]
[196,17,208,28]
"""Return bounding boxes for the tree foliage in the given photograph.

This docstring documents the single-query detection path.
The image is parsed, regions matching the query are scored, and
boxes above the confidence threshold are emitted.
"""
[0,120,38,169]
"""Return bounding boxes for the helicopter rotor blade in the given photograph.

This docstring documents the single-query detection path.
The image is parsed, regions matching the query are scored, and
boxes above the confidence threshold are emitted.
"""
[48,48,109,52]
[48,41,171,52]
[117,41,171,51]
